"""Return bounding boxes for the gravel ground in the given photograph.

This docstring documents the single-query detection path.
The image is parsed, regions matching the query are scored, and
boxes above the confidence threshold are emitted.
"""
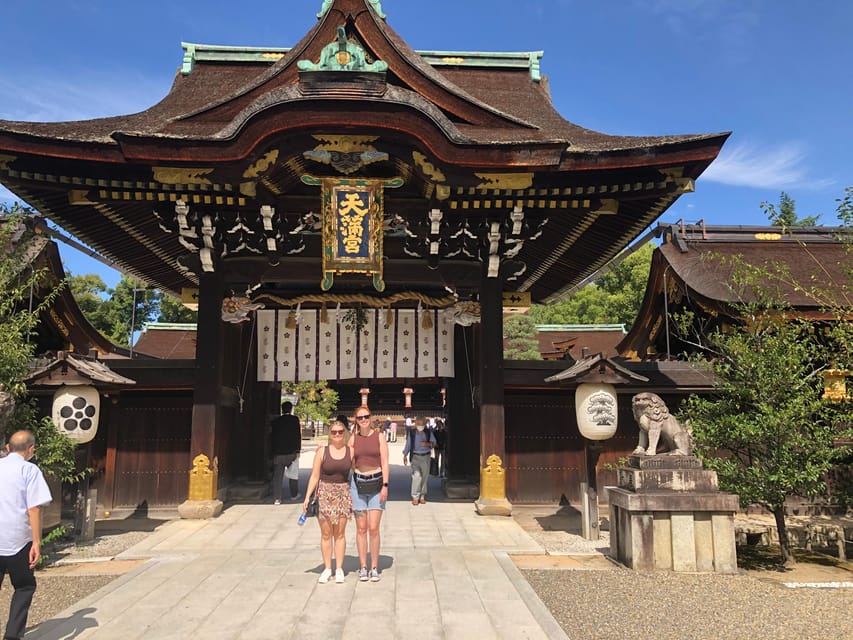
[514,506,853,640]
[522,569,853,640]
[0,521,165,637]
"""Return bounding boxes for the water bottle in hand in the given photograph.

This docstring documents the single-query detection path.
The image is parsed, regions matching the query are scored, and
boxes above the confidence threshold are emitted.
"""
[298,511,307,526]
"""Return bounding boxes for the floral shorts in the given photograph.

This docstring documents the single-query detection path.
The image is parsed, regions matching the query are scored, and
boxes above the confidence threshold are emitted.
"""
[317,480,352,524]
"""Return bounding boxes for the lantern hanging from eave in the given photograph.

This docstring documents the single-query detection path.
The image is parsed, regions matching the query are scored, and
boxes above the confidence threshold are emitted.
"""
[52,385,100,444]
[575,383,618,440]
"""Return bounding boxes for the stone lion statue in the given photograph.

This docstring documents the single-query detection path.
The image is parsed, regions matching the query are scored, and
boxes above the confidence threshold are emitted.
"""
[631,392,692,456]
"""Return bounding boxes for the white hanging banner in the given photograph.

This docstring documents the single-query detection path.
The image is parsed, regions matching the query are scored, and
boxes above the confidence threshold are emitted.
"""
[256,309,455,382]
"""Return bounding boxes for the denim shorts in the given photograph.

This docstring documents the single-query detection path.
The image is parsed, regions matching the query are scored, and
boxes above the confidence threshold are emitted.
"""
[350,474,385,511]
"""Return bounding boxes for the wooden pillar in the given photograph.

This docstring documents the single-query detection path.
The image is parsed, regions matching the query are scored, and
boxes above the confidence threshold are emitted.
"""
[474,271,512,515]
[179,271,225,518]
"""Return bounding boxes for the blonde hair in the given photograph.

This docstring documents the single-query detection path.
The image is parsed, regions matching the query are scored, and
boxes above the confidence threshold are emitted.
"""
[327,419,351,446]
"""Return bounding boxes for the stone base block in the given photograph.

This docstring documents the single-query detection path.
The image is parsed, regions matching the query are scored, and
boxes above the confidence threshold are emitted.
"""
[178,499,223,519]
[475,496,512,516]
[607,487,738,574]
[617,467,719,493]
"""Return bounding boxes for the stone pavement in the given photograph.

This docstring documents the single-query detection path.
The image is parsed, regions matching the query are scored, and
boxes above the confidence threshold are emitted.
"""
[27,440,567,639]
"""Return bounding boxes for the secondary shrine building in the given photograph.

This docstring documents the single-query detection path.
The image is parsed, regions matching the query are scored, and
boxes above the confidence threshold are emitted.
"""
[0,0,726,513]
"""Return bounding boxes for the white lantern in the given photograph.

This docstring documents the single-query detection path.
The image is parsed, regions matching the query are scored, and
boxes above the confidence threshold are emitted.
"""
[52,385,100,444]
[575,383,618,440]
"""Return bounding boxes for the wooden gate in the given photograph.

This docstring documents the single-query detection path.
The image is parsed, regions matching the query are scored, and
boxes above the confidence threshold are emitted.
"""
[505,392,585,503]
[111,394,192,509]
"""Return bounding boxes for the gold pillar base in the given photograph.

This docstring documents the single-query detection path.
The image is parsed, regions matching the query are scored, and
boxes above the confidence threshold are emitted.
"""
[475,496,512,516]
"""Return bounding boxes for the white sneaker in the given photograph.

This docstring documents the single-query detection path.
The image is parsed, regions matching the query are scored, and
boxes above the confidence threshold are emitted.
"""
[318,568,332,584]
[335,569,345,584]
[369,568,381,582]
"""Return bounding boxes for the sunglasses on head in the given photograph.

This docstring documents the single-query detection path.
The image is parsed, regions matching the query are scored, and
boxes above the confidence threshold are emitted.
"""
[330,429,346,435]
[356,415,371,420]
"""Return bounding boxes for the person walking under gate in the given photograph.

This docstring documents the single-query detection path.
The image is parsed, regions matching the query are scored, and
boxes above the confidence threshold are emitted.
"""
[433,419,447,478]
[402,415,436,505]
[0,431,52,640]
[350,405,389,582]
[303,419,352,584]
[270,401,301,504]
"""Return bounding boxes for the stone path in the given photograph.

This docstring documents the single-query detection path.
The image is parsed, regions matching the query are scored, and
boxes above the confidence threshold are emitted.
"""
[26,441,567,640]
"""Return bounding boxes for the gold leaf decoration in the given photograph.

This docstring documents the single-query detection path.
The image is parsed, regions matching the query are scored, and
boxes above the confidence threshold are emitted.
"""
[153,167,213,185]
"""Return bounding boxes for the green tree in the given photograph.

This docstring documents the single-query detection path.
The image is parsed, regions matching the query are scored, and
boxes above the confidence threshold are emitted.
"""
[1,203,77,479]
[677,259,853,565]
[157,294,198,323]
[529,242,653,330]
[761,191,821,228]
[68,273,111,334]
[68,274,158,347]
[503,314,542,360]
[281,381,339,427]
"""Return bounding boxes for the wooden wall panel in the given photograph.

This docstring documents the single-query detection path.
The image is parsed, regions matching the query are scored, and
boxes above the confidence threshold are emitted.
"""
[112,394,192,509]
[505,391,650,505]
[505,392,585,504]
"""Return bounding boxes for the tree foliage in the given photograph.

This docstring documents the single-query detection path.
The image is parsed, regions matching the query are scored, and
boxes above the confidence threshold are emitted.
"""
[677,257,853,565]
[157,294,198,323]
[761,191,821,228]
[528,242,654,329]
[280,381,339,426]
[1,203,77,479]
[503,314,542,360]
[68,274,195,345]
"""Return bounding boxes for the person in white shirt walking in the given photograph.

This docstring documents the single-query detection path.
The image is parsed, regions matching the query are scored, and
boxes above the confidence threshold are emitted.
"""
[0,431,53,640]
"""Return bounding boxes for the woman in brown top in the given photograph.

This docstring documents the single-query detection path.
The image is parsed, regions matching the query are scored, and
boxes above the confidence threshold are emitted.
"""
[303,419,353,584]
[350,405,389,582]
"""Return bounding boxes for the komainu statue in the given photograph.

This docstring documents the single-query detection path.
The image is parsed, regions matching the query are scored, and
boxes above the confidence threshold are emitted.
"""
[631,392,693,456]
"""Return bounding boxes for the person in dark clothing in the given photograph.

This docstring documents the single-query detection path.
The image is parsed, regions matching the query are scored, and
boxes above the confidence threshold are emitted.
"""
[270,401,302,504]
[433,419,447,478]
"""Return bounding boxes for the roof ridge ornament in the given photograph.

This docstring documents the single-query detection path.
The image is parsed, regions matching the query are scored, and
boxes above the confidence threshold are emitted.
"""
[297,25,388,73]
[318,0,386,20]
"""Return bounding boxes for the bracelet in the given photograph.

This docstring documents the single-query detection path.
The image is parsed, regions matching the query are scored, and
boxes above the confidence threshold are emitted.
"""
[383,482,389,487]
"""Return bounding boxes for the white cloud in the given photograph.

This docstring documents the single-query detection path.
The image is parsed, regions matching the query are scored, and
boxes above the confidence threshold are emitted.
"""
[0,71,169,122]
[701,142,833,190]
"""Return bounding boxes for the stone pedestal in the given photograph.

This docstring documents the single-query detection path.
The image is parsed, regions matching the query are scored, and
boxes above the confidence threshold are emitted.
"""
[474,496,512,516]
[177,499,223,519]
[607,456,739,573]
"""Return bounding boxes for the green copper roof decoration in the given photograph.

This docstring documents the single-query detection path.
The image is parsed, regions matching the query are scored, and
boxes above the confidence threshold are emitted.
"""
[180,44,543,82]
[181,42,289,75]
[297,26,388,73]
[318,0,386,20]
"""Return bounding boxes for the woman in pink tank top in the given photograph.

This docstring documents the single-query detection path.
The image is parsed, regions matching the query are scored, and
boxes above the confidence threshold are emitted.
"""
[350,405,389,582]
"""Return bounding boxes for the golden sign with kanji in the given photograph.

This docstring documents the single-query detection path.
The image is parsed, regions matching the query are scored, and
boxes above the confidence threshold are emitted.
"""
[321,178,386,291]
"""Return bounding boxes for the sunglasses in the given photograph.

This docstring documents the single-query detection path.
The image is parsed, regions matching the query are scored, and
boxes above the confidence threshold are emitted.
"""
[330,429,346,435]
[356,415,371,420]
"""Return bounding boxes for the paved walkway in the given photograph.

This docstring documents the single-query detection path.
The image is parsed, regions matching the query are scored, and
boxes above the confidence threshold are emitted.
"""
[28,440,567,639]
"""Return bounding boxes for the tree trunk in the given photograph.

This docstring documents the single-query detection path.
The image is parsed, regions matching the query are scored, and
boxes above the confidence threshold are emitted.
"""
[773,506,796,565]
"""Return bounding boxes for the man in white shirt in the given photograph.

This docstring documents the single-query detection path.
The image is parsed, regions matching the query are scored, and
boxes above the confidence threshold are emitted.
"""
[0,430,53,640]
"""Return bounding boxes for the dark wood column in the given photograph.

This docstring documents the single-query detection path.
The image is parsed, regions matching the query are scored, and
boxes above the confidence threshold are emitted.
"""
[474,269,512,515]
[187,271,225,501]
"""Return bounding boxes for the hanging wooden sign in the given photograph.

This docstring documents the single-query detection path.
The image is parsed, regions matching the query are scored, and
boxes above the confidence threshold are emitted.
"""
[320,178,386,292]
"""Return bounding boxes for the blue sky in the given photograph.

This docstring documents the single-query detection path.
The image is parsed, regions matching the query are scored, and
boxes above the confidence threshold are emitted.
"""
[2,0,851,288]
